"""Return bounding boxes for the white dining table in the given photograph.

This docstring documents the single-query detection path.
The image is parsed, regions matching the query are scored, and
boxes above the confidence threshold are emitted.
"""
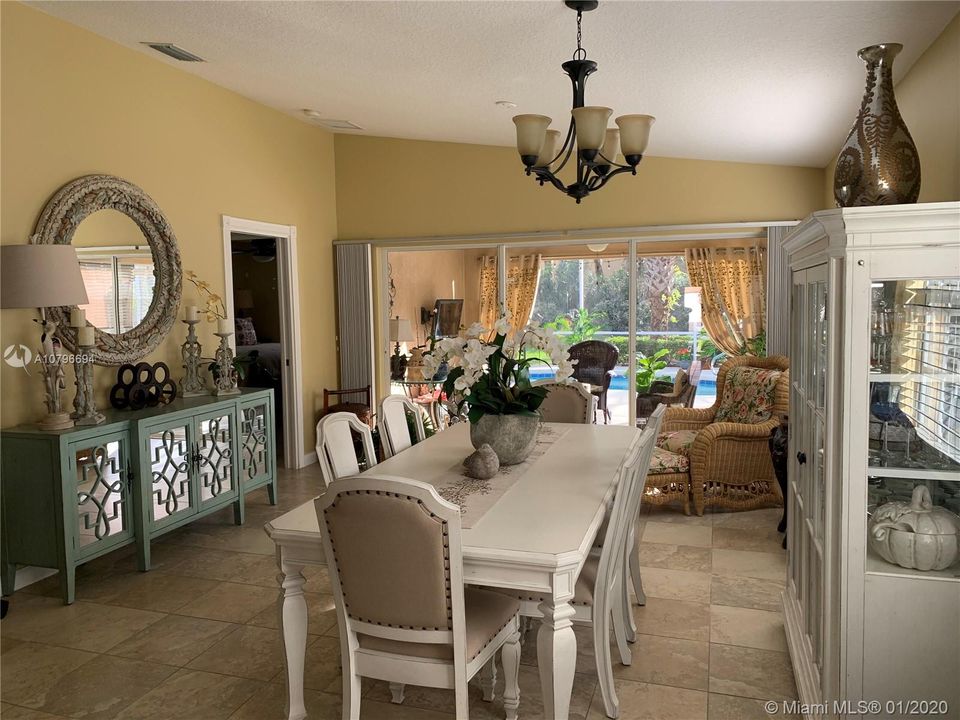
[264,421,639,720]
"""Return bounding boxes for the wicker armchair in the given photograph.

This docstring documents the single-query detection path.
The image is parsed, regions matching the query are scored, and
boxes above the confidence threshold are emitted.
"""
[568,340,619,424]
[661,355,789,515]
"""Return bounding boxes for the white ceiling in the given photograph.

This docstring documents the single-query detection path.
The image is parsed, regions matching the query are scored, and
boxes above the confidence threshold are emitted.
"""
[30,1,959,167]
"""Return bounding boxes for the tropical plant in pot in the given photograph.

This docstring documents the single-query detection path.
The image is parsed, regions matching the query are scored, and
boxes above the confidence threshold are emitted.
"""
[422,315,575,465]
[635,349,671,394]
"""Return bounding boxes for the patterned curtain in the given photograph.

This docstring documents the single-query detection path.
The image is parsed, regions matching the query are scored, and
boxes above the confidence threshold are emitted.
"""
[685,245,767,355]
[478,256,498,330]
[477,254,543,332]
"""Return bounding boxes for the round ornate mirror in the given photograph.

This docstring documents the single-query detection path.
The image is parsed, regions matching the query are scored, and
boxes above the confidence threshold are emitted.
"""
[32,175,182,365]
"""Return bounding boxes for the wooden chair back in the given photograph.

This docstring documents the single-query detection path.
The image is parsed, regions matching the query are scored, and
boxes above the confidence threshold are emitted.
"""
[378,395,426,458]
[597,415,660,608]
[323,385,371,411]
[534,381,596,423]
[314,475,468,686]
[314,411,378,487]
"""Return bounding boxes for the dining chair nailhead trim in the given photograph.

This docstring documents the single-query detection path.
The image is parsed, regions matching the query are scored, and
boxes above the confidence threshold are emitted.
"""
[323,489,454,631]
[470,613,518,661]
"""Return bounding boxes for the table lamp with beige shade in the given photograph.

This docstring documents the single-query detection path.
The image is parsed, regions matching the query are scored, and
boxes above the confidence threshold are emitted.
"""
[1,244,89,430]
[389,317,414,381]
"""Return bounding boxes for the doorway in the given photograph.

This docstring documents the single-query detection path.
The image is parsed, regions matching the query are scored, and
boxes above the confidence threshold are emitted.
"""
[221,216,305,469]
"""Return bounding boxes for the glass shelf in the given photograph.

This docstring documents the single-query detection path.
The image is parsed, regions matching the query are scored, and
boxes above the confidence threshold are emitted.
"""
[865,279,960,580]
[866,546,960,582]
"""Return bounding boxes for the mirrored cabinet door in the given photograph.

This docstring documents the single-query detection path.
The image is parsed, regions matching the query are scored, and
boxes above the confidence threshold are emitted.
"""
[240,400,273,490]
[70,433,133,557]
[197,412,235,506]
[146,421,194,529]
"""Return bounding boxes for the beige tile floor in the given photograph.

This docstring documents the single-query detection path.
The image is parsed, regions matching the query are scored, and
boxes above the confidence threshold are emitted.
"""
[0,464,798,720]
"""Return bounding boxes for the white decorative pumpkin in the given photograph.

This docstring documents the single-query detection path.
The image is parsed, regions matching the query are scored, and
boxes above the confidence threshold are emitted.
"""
[869,485,960,571]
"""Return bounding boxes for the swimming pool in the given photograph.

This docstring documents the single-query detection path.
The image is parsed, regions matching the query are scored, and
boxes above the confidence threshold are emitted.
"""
[529,368,717,397]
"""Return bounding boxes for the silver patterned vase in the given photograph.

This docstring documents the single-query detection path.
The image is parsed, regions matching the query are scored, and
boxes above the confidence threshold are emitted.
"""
[469,414,540,465]
[834,43,920,207]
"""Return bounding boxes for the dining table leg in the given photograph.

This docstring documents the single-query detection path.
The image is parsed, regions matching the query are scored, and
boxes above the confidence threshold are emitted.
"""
[276,550,309,720]
[537,597,578,720]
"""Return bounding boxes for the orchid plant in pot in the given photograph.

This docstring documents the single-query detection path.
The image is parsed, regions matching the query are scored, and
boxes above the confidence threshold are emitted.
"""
[422,315,575,465]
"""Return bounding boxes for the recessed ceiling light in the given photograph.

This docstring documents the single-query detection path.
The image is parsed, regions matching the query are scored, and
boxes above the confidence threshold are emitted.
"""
[495,100,518,109]
[302,109,324,121]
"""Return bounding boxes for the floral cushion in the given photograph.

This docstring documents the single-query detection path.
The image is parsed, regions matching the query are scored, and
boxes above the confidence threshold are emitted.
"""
[714,366,782,425]
[648,447,689,475]
[235,317,258,346]
[656,430,698,457]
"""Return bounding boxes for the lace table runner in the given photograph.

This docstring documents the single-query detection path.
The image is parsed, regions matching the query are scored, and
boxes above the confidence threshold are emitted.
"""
[429,424,571,529]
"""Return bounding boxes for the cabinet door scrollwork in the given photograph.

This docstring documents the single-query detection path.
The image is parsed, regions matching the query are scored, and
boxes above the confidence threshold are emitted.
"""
[240,405,268,484]
[74,440,129,549]
[198,414,234,503]
[149,426,192,524]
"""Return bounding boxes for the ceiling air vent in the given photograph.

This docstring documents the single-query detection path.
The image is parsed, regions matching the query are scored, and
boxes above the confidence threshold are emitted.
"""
[317,119,363,131]
[142,43,205,62]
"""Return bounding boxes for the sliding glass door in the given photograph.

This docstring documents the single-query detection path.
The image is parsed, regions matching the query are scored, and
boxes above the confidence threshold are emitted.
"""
[508,242,631,425]
[376,235,767,427]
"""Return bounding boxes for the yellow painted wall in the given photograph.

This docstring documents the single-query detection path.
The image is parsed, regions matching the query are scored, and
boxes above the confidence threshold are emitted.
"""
[823,12,960,207]
[334,135,826,240]
[0,2,339,457]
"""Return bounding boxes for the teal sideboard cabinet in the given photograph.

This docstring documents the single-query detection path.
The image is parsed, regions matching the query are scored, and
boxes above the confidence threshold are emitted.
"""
[1,389,277,604]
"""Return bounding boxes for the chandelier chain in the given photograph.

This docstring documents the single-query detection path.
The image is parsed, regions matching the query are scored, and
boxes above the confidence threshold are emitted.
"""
[573,10,586,60]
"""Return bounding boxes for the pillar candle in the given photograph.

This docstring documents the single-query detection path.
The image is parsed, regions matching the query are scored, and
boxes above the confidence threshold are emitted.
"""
[77,325,95,347]
[217,317,231,334]
[70,308,86,327]
[185,305,198,322]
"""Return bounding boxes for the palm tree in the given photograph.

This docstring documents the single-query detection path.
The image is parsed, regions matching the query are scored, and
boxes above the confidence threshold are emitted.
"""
[643,256,676,331]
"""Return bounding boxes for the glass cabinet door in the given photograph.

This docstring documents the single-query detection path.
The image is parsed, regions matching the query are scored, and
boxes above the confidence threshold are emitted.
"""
[239,399,272,490]
[789,264,828,678]
[70,432,133,558]
[146,421,194,529]
[866,279,960,577]
[196,412,235,507]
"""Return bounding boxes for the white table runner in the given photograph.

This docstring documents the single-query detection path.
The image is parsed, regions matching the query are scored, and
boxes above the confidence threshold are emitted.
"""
[426,424,571,528]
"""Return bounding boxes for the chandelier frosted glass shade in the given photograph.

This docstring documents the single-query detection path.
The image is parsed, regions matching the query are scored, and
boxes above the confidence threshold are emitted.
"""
[536,129,562,168]
[511,1,654,203]
[513,114,552,160]
[616,115,656,157]
[571,106,612,153]
[600,128,621,165]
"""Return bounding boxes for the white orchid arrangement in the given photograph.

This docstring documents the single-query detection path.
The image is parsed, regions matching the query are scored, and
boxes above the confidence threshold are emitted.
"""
[422,315,576,423]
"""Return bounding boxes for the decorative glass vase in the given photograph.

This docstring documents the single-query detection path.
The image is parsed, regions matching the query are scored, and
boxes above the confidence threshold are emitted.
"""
[469,414,540,465]
[833,43,921,207]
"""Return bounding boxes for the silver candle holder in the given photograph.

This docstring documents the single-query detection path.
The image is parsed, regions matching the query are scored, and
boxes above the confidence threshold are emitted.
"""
[71,337,105,425]
[180,318,208,397]
[213,331,240,396]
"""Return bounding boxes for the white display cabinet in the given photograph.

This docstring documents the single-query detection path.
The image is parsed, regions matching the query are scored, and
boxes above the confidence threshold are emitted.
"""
[782,203,960,719]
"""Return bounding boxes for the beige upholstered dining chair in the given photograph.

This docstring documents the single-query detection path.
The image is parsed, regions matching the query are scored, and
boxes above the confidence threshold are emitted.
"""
[314,411,378,487]
[534,380,596,423]
[378,395,426,458]
[502,422,659,719]
[315,475,522,720]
